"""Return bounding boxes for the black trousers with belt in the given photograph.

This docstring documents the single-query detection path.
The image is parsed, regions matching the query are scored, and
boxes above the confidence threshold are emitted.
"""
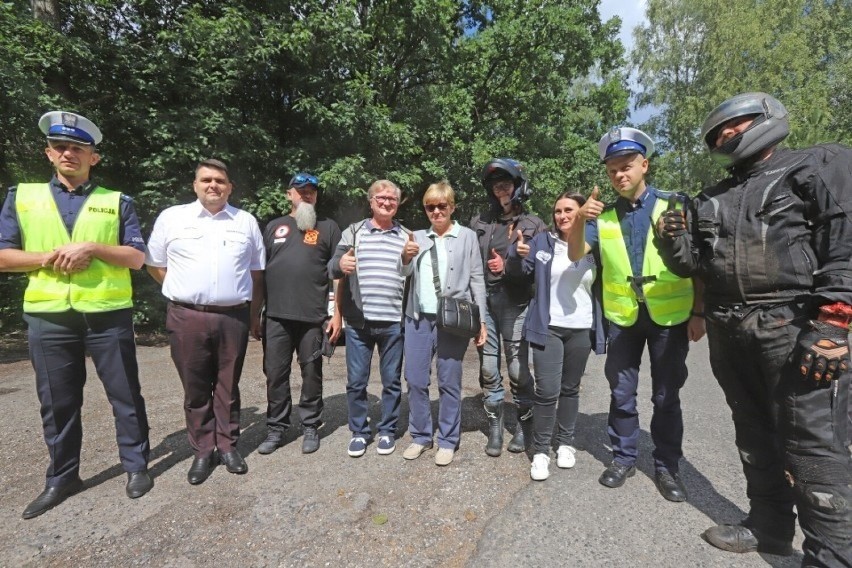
[707,302,852,567]
[166,302,250,458]
[24,309,150,487]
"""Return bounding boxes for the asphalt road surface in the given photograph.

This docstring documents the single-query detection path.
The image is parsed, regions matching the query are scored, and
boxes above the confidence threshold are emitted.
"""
[0,337,805,567]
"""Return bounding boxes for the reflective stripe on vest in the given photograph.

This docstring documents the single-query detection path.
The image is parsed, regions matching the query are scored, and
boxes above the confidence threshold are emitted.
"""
[597,198,693,326]
[17,183,133,313]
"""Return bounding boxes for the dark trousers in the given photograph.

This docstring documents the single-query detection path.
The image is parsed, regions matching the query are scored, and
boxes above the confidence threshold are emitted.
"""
[24,309,150,487]
[166,303,249,457]
[707,303,852,567]
[262,317,324,431]
[530,326,592,454]
[604,304,689,472]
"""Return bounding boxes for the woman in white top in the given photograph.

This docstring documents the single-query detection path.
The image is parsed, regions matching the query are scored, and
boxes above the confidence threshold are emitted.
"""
[507,192,597,481]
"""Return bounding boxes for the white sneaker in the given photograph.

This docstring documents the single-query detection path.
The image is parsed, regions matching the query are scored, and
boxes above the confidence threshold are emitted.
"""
[530,453,551,481]
[556,445,576,469]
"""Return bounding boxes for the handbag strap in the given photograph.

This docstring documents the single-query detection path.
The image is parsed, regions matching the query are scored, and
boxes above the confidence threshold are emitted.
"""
[428,237,443,298]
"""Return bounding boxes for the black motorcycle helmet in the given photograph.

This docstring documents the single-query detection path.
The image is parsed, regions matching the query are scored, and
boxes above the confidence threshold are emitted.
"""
[480,158,531,205]
[701,92,789,169]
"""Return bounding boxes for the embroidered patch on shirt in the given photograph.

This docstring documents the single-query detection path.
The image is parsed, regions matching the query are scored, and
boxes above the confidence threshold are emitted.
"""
[535,250,552,263]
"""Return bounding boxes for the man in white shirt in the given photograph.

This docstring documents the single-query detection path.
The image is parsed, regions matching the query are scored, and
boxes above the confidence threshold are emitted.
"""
[146,158,265,485]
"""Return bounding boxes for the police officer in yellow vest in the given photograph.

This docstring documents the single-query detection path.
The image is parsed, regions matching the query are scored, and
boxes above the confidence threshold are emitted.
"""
[0,111,152,519]
[567,127,702,502]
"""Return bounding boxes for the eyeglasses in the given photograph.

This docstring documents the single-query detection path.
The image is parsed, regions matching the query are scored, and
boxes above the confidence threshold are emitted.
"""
[371,195,399,204]
[291,173,319,188]
[425,203,449,212]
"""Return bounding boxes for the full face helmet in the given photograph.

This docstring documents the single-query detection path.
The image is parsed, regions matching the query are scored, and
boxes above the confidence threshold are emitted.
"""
[700,92,789,169]
[480,158,531,205]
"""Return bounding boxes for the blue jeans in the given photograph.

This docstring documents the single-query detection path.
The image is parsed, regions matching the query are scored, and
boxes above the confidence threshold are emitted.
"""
[344,321,404,438]
[478,288,533,406]
[404,316,469,450]
[604,304,689,473]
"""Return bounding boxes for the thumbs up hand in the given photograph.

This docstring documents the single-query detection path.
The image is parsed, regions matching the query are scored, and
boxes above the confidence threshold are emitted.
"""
[516,229,530,258]
[658,195,688,240]
[402,231,420,265]
[340,246,357,274]
[579,186,604,220]
[487,248,505,274]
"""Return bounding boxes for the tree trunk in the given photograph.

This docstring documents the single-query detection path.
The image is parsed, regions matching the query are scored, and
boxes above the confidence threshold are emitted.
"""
[31,0,59,29]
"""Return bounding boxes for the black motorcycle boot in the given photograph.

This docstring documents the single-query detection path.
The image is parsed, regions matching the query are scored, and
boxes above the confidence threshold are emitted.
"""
[507,406,533,453]
[484,402,504,457]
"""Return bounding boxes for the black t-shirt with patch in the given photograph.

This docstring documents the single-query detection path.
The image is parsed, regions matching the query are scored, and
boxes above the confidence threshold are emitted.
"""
[263,215,342,323]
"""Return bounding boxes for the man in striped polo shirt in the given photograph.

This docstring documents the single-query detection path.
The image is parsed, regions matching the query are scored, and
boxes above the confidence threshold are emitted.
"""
[328,179,416,457]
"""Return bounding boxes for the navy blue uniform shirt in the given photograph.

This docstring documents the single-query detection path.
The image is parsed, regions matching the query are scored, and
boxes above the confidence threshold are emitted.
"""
[0,176,145,252]
[585,186,664,278]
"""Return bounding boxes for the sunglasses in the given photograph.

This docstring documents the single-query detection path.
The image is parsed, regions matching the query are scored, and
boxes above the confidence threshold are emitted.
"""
[425,203,450,212]
[291,173,319,188]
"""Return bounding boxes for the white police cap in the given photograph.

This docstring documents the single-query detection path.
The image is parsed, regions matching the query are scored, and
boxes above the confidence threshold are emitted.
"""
[598,127,654,162]
[38,111,103,146]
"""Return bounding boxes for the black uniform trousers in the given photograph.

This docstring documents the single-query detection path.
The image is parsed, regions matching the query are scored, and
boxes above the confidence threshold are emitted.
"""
[24,309,150,488]
[707,302,852,567]
[262,317,324,431]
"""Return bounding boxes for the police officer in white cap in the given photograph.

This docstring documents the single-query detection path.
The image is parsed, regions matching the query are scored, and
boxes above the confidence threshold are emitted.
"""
[567,126,701,502]
[0,111,153,518]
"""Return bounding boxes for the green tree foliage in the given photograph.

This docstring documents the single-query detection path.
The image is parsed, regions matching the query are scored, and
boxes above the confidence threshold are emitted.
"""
[0,0,628,331]
[633,0,852,193]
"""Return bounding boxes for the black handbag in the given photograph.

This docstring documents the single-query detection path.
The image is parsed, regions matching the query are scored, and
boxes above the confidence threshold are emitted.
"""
[429,240,480,338]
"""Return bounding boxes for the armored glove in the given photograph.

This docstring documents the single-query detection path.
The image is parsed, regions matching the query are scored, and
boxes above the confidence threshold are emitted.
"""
[797,319,850,385]
[658,194,688,240]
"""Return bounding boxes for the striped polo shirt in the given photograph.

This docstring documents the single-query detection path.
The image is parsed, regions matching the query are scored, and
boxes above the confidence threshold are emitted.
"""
[357,220,407,322]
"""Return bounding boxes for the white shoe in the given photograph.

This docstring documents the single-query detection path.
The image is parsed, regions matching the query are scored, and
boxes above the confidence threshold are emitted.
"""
[556,445,576,469]
[530,453,551,481]
[435,448,455,466]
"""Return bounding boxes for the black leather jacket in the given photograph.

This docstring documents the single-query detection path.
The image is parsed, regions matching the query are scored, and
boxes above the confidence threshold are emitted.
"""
[659,144,852,308]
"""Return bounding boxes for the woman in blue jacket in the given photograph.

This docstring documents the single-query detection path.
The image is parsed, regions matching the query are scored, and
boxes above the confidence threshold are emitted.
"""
[508,192,604,481]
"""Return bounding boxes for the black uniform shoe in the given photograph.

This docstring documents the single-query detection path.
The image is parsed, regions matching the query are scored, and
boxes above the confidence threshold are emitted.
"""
[598,461,636,488]
[187,455,215,485]
[257,430,285,455]
[301,426,320,454]
[701,523,793,556]
[126,470,154,499]
[483,402,504,457]
[654,471,687,502]
[22,478,84,519]
[219,451,248,474]
[507,406,532,453]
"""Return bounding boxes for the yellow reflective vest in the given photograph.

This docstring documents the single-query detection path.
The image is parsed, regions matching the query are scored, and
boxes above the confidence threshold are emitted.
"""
[597,197,692,327]
[16,183,133,313]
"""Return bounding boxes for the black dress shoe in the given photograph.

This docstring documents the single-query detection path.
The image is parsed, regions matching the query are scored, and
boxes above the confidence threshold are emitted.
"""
[654,470,687,502]
[598,461,636,488]
[126,470,154,499]
[22,478,84,519]
[702,523,793,556]
[219,450,248,474]
[187,455,215,485]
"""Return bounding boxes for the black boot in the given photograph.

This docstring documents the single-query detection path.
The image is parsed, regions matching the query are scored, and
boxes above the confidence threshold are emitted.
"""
[484,402,504,457]
[507,406,532,453]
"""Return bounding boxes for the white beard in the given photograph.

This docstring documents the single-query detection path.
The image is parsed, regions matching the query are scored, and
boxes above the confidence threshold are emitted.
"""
[294,202,317,231]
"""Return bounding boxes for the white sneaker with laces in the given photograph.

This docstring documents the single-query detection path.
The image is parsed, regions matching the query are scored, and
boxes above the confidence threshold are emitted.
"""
[530,453,551,481]
[556,445,576,469]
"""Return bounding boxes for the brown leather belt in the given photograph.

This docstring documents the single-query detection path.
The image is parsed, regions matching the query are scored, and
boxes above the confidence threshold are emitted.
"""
[171,301,250,314]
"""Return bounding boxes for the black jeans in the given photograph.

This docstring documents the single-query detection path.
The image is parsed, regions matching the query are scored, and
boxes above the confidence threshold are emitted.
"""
[707,302,852,567]
[530,326,592,454]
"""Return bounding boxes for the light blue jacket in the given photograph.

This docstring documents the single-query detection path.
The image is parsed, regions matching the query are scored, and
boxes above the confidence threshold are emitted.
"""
[404,224,487,321]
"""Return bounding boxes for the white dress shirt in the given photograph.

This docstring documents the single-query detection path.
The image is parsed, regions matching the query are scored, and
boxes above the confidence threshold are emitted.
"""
[146,201,265,306]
